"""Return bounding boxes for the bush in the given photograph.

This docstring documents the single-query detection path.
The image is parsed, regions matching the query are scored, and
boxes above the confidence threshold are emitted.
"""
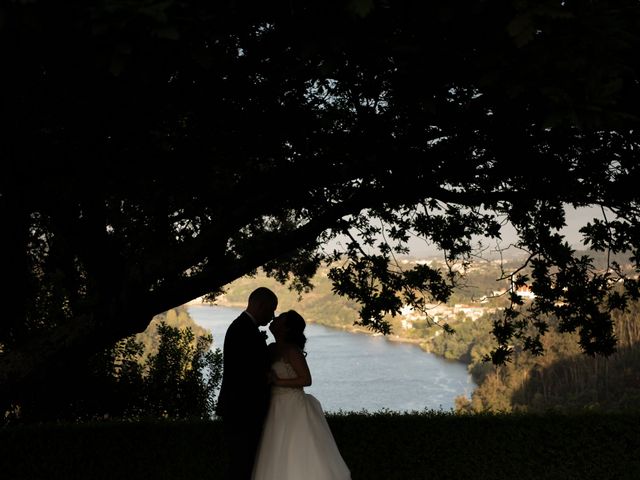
[1,411,639,480]
[5,321,222,423]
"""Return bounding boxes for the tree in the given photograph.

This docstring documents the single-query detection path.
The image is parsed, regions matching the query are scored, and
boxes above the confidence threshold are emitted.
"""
[1,1,639,414]
[4,318,222,423]
[143,322,221,420]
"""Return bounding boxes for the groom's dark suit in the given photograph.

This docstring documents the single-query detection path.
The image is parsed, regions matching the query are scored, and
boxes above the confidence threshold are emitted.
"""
[216,312,271,480]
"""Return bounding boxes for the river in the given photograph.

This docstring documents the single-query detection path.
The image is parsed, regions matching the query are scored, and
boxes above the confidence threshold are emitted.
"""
[187,305,476,413]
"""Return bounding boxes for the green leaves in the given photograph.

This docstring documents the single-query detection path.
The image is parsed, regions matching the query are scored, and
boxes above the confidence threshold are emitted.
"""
[347,0,375,18]
[3,0,640,411]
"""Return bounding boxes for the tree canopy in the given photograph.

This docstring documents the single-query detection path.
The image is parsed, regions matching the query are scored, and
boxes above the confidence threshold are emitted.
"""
[1,0,639,415]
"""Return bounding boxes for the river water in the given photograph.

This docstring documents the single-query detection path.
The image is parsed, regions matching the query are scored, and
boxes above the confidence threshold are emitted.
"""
[187,305,475,413]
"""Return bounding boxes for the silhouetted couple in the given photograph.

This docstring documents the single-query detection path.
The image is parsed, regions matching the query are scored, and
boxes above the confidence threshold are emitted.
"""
[216,287,351,480]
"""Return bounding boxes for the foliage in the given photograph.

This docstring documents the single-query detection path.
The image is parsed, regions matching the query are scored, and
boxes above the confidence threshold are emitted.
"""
[134,307,213,361]
[142,321,222,420]
[4,308,222,423]
[2,412,640,479]
[2,0,640,416]
[441,300,640,413]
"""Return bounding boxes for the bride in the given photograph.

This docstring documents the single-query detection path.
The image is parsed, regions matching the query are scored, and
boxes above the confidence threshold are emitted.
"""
[252,310,352,480]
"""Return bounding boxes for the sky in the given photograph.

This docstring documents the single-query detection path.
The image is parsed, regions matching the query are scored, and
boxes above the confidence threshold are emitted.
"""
[324,204,608,260]
[406,205,605,259]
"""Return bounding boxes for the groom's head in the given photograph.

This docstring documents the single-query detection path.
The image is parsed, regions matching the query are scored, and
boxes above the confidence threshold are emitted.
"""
[246,287,278,327]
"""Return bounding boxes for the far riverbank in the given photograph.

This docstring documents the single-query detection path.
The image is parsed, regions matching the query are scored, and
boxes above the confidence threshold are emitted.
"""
[192,297,430,349]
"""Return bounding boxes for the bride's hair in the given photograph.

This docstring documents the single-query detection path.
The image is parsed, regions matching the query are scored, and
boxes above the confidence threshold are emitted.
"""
[283,310,307,354]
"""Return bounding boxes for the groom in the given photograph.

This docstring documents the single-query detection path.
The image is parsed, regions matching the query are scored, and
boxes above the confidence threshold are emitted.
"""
[215,286,278,480]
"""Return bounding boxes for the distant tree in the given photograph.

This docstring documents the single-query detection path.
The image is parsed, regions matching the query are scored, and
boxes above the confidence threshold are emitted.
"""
[1,1,639,414]
[135,306,211,361]
[450,299,640,413]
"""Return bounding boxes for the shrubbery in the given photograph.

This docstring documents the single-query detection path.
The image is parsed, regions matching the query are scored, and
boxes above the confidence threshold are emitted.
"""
[5,309,222,424]
[1,411,639,480]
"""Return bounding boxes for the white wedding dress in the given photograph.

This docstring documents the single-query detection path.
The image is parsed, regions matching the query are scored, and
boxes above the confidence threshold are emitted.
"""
[252,359,352,480]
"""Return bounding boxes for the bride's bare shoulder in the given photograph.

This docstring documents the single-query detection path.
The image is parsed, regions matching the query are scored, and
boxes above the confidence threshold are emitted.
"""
[268,342,304,364]
[267,342,281,362]
[281,343,305,360]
